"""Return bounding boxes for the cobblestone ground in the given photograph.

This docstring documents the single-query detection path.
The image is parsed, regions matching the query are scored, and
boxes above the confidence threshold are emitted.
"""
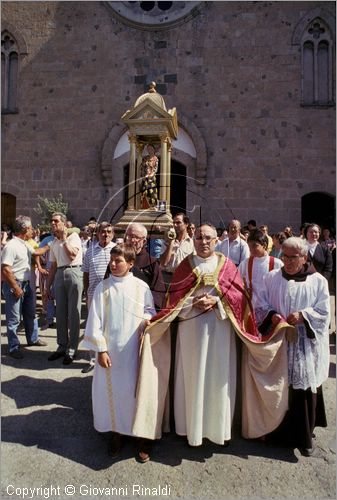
[1,298,336,500]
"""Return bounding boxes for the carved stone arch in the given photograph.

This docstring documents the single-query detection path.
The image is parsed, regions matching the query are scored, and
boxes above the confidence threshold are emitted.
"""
[1,182,21,198]
[292,7,336,45]
[1,22,28,55]
[175,111,208,185]
[101,122,126,187]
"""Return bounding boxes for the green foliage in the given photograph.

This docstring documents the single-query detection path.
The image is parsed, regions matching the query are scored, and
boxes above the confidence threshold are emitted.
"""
[33,194,68,231]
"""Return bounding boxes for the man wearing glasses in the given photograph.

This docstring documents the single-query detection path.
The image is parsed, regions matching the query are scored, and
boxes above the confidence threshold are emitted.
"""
[133,223,289,450]
[46,213,83,365]
[255,236,330,457]
[124,223,166,312]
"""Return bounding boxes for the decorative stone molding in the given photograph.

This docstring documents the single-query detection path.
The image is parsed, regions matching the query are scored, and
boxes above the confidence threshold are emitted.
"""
[1,22,28,55]
[1,182,21,198]
[178,112,207,184]
[292,7,335,45]
[104,1,203,31]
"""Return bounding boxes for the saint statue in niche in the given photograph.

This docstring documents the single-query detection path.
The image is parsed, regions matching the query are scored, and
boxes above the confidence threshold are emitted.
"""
[139,144,159,209]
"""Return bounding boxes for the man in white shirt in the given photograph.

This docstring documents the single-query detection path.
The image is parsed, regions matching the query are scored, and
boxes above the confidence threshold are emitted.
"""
[216,219,250,266]
[1,215,49,359]
[159,212,194,430]
[81,221,116,373]
[46,212,83,365]
[160,212,194,286]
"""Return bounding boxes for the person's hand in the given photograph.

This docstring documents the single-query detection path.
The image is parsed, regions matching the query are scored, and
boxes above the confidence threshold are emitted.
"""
[39,268,49,276]
[12,286,24,299]
[286,312,303,326]
[285,327,298,343]
[139,319,151,338]
[271,313,282,326]
[60,226,68,241]
[98,352,112,368]
[193,293,218,312]
[1,231,8,244]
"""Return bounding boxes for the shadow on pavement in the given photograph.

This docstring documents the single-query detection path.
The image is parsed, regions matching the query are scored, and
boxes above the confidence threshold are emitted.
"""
[1,347,89,371]
[2,374,299,470]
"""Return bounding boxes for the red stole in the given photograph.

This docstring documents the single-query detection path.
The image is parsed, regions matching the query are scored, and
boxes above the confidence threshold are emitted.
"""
[151,253,263,342]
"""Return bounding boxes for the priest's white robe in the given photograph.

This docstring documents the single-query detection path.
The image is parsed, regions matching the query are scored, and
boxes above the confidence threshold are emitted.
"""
[174,254,237,446]
[82,274,155,435]
[255,270,330,392]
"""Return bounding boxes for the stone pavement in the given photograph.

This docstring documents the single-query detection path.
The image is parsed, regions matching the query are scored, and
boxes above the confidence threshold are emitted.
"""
[1,300,336,500]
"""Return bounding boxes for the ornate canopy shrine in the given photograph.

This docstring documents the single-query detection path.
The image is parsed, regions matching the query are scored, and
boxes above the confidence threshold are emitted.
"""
[114,82,178,238]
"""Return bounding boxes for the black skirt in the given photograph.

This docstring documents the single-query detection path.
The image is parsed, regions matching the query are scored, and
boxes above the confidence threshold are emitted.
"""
[267,385,327,449]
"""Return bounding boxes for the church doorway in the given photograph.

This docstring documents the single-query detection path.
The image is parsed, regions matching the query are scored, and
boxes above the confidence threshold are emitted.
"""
[1,192,16,227]
[301,192,335,230]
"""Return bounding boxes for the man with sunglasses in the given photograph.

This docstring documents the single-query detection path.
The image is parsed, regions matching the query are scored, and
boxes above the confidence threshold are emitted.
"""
[46,212,83,365]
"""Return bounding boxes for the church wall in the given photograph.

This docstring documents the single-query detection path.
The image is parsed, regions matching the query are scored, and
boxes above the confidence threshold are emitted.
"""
[2,1,335,231]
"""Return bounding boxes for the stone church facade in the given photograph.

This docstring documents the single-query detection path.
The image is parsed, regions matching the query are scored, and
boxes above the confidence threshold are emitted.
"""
[2,1,336,232]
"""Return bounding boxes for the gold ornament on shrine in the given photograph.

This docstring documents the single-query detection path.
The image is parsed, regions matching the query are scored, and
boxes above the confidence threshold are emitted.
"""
[115,82,178,238]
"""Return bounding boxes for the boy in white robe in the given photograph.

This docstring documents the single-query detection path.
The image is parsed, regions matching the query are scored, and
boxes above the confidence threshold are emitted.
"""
[239,229,283,308]
[82,244,155,462]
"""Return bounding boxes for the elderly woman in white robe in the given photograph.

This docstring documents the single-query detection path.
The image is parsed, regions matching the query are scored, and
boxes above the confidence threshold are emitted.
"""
[255,237,330,456]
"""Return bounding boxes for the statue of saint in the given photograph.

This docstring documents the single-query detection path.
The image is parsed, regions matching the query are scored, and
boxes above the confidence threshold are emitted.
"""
[139,145,159,209]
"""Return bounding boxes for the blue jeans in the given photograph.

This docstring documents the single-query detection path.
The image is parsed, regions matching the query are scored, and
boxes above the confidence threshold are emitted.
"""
[2,281,39,352]
[46,284,56,324]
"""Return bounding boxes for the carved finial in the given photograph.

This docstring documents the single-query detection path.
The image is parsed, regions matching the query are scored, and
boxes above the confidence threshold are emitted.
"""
[149,81,157,93]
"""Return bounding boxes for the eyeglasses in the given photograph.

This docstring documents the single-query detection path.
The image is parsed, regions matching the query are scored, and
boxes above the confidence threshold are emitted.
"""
[125,234,144,242]
[194,236,216,243]
[282,254,301,261]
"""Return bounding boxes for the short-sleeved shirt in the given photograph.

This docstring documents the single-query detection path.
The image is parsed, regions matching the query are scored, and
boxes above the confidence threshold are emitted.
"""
[49,232,83,267]
[160,235,194,273]
[82,241,116,299]
[1,236,34,281]
[216,236,250,266]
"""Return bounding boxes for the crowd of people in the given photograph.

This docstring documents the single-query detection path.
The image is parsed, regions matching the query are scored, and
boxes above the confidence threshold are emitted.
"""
[1,213,335,463]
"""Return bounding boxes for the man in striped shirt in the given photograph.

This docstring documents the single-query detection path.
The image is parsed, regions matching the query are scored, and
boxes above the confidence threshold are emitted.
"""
[81,221,116,373]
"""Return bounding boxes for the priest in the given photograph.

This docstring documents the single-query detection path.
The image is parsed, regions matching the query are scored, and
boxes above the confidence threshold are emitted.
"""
[133,223,291,446]
[255,236,330,456]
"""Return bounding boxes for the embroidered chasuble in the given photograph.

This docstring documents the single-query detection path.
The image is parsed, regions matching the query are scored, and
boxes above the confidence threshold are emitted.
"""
[132,253,291,441]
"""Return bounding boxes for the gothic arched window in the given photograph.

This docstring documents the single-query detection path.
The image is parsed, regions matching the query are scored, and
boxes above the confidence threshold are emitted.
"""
[1,31,19,113]
[301,18,334,106]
